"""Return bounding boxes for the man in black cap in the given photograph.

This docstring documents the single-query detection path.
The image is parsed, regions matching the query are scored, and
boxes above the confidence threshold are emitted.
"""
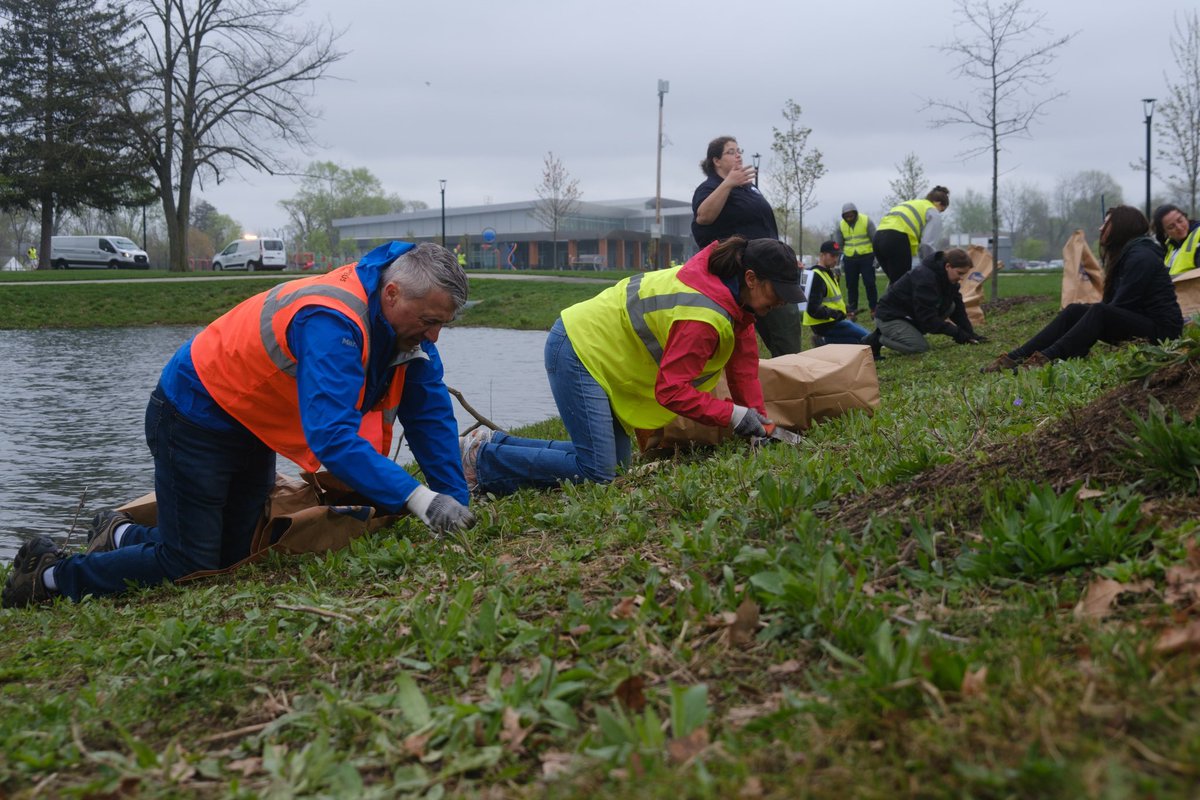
[803,241,871,345]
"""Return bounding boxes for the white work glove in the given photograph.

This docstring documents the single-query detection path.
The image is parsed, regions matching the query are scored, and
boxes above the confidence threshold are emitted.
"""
[730,404,769,438]
[405,485,476,535]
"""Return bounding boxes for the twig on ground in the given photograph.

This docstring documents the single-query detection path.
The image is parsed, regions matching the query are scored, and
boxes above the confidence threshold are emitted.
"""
[447,386,504,434]
[890,613,971,644]
[199,721,273,745]
[64,486,89,548]
[275,603,354,623]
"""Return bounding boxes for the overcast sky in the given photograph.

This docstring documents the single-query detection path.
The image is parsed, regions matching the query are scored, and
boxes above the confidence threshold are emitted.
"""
[200,0,1196,241]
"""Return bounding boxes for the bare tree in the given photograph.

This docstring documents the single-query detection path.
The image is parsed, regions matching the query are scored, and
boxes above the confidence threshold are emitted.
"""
[769,99,825,253]
[121,0,345,270]
[1156,11,1200,214]
[924,0,1076,298]
[881,153,929,211]
[531,151,582,269]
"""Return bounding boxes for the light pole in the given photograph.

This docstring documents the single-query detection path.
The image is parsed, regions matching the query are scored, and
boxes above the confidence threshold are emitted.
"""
[1142,98,1155,220]
[655,79,669,270]
[439,179,447,246]
[752,152,760,188]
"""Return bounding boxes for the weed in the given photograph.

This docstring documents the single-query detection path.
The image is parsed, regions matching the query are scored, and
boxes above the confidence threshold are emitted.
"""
[1119,397,1200,491]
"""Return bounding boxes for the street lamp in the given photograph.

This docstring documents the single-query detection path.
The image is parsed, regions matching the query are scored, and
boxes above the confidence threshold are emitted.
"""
[439,179,447,246]
[752,152,760,188]
[1142,98,1155,219]
[655,79,669,270]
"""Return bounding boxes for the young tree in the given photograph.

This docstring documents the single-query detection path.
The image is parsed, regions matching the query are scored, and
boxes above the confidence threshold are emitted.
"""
[769,99,825,254]
[190,200,242,252]
[1050,170,1123,252]
[924,0,1076,298]
[880,153,929,210]
[1156,11,1200,214]
[949,188,992,236]
[0,0,154,269]
[531,152,582,268]
[120,0,345,271]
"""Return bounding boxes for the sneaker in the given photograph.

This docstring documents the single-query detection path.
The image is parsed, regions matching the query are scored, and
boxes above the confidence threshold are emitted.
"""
[1021,351,1051,369]
[460,427,494,493]
[2,536,68,608]
[980,353,1021,374]
[861,329,883,360]
[85,509,133,555]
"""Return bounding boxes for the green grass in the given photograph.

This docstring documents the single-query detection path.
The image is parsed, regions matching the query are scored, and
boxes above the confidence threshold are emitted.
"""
[2,273,1199,798]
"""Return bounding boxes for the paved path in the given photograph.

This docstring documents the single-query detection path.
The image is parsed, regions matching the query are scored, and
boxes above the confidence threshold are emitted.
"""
[0,271,615,288]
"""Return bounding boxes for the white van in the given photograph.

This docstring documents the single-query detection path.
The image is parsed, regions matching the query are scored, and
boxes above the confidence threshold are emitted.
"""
[212,236,286,271]
[50,235,150,269]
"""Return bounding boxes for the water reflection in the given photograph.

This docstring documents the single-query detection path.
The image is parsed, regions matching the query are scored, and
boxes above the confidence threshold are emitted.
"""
[0,326,556,560]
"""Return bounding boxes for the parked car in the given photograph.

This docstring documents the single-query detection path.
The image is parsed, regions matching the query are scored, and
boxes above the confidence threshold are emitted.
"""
[51,235,150,269]
[212,236,286,271]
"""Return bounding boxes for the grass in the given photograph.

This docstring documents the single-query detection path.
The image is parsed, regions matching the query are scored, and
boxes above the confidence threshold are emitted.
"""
[2,271,1200,798]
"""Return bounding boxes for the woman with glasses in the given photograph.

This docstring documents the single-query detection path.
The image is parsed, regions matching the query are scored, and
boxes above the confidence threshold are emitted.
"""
[691,136,801,358]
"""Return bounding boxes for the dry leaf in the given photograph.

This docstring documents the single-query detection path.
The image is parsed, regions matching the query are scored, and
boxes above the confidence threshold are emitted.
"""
[568,623,591,636]
[541,750,574,779]
[726,598,759,648]
[499,706,529,753]
[1165,565,1200,606]
[738,776,765,798]
[615,675,646,712]
[1073,578,1152,621]
[225,757,262,777]
[960,666,988,697]
[1076,487,1105,501]
[666,727,709,764]
[1187,538,1200,569]
[1154,621,1200,655]
[767,659,801,675]
[610,596,639,620]
[403,731,432,759]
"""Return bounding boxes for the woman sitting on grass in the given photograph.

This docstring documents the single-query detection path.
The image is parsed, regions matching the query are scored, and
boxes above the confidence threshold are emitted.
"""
[981,205,1184,373]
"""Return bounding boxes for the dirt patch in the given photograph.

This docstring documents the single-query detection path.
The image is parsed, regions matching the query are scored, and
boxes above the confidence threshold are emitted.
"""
[831,357,1200,532]
[981,295,1041,315]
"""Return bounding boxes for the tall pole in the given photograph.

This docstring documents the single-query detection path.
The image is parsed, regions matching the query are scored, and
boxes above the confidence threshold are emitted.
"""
[655,79,669,270]
[1143,98,1155,220]
[439,179,447,246]
[752,152,760,188]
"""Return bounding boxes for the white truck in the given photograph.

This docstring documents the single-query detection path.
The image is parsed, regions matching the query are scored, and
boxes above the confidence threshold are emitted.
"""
[50,235,150,269]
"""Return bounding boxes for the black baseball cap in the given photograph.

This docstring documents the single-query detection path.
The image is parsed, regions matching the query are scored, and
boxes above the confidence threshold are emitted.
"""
[820,240,841,254]
[745,238,804,304]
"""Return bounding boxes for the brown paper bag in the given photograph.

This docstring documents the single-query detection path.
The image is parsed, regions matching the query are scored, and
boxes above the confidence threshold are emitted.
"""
[645,345,880,449]
[1172,267,1200,319]
[959,245,994,327]
[1061,229,1104,307]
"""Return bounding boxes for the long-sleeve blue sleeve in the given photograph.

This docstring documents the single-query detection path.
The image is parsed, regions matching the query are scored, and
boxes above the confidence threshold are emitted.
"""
[395,345,470,505]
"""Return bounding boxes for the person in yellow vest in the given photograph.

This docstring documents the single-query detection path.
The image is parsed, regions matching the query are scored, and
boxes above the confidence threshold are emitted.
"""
[833,203,877,319]
[1151,204,1200,275]
[455,245,468,269]
[3,242,476,608]
[461,236,802,496]
[804,241,871,345]
[872,186,950,285]
[26,245,37,267]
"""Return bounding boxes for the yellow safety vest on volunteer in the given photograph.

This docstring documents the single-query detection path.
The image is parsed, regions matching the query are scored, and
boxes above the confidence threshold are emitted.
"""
[1166,226,1200,276]
[561,267,735,432]
[838,215,873,257]
[802,269,846,326]
[877,199,936,255]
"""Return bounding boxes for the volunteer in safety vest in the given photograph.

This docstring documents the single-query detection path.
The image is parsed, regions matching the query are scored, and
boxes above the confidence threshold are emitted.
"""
[873,186,950,285]
[1152,204,1200,276]
[3,242,474,608]
[803,241,871,345]
[833,203,878,318]
[461,236,802,497]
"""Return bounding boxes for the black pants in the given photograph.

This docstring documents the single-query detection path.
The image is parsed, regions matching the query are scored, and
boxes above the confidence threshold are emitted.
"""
[842,253,878,313]
[1010,302,1157,361]
[873,230,913,284]
[755,303,802,357]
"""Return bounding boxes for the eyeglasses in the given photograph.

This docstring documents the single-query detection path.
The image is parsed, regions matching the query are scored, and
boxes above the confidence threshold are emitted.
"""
[722,148,744,156]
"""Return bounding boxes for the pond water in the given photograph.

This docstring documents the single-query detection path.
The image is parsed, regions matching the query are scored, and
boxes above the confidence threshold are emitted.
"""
[0,326,556,560]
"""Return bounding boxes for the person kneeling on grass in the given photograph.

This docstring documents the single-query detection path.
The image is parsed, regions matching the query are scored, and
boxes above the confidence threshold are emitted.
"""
[803,240,872,345]
[861,248,984,358]
[460,236,803,497]
[981,205,1184,374]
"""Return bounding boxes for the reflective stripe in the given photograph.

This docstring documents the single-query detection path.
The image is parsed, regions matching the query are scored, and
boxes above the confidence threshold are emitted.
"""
[259,283,370,376]
[883,202,926,239]
[625,273,732,363]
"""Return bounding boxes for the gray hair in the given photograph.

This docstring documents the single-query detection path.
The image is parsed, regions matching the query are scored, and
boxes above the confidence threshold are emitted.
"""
[381,242,469,309]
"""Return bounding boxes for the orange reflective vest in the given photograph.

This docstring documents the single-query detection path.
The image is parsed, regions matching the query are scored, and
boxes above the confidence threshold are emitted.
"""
[191,265,406,471]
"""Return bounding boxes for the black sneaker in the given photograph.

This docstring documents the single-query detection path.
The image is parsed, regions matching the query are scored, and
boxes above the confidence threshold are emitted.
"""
[2,536,68,608]
[862,328,883,360]
[85,509,133,555]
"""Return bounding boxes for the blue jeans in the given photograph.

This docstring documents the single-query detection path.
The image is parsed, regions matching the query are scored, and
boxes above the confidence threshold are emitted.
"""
[52,386,275,601]
[814,319,871,345]
[473,319,630,495]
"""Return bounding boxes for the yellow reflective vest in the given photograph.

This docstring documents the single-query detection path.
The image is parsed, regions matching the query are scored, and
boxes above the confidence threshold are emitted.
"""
[1166,225,1200,276]
[839,215,873,257]
[877,199,936,255]
[561,266,735,432]
[802,269,846,326]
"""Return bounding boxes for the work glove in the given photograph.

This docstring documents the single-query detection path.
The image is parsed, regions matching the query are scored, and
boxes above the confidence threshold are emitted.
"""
[830,310,847,322]
[970,333,988,343]
[405,486,476,535]
[730,404,769,438]
[954,329,977,345]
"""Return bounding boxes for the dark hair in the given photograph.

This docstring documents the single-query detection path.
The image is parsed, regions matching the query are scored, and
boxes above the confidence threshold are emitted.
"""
[1100,206,1151,298]
[1151,203,1186,245]
[944,248,971,269]
[926,186,950,208]
[705,235,749,279]
[700,136,736,178]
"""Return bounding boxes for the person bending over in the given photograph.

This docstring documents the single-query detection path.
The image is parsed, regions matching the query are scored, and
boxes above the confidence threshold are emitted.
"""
[863,248,983,357]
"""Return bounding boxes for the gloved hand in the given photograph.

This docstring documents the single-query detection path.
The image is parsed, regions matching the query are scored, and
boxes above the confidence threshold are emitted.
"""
[954,329,977,345]
[970,333,988,343]
[730,404,769,438]
[405,486,476,535]
[830,310,847,322]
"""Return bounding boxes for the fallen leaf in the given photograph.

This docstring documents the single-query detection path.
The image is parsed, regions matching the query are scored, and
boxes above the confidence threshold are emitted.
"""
[610,596,639,620]
[615,675,646,712]
[568,624,591,637]
[767,659,802,675]
[225,757,262,777]
[1154,621,1200,656]
[726,598,759,648]
[1073,578,1152,621]
[1187,538,1200,569]
[541,750,574,779]
[499,706,529,753]
[1165,565,1200,606]
[1076,487,1105,501]
[666,727,709,764]
[739,776,765,798]
[403,731,432,759]
[960,666,988,697]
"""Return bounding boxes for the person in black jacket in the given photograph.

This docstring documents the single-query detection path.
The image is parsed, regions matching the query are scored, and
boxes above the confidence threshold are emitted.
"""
[862,248,983,357]
[981,205,1184,373]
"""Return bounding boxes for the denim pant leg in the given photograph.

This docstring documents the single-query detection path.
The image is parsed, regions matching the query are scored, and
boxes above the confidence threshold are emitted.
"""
[474,320,629,495]
[819,319,872,345]
[52,387,275,601]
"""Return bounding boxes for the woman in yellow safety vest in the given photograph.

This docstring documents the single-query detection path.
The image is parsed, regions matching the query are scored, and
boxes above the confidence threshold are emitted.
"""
[1152,204,1200,275]
[872,186,950,285]
[461,236,802,496]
